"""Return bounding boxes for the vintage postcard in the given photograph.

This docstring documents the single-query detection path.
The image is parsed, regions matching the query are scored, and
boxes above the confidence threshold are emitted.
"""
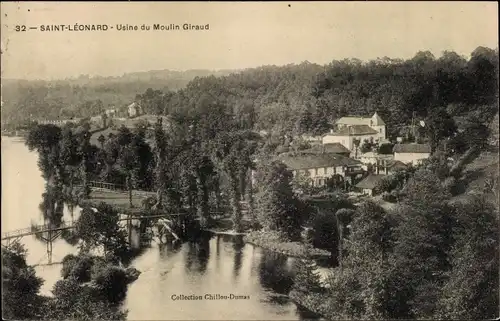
[1,2,498,321]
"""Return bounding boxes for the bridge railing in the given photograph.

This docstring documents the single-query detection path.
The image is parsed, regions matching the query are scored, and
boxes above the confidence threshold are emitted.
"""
[2,227,33,239]
[84,181,157,197]
[88,181,125,191]
[2,222,74,240]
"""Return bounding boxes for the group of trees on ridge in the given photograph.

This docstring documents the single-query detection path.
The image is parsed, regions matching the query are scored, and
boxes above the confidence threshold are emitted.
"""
[3,47,498,141]
[2,46,499,321]
[290,160,498,320]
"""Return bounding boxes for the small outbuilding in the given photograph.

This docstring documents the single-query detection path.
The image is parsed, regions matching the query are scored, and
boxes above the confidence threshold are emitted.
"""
[355,174,385,196]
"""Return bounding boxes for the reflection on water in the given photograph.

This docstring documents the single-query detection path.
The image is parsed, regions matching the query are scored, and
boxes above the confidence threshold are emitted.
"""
[2,137,320,321]
[258,250,296,296]
[125,233,320,320]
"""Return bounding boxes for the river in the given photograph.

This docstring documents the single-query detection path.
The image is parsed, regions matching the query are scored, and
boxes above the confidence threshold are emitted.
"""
[1,136,320,320]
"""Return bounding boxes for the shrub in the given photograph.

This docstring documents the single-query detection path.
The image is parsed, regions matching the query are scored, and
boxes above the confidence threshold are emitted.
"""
[382,191,398,203]
[61,254,95,283]
[244,230,330,258]
[311,211,338,256]
[442,177,467,196]
[378,143,394,155]
[92,265,129,304]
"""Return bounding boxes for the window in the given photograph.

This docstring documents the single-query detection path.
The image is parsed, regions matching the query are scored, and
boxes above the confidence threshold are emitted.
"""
[380,128,382,133]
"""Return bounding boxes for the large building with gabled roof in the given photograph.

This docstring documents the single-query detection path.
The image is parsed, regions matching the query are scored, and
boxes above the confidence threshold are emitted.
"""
[276,152,364,187]
[321,112,387,150]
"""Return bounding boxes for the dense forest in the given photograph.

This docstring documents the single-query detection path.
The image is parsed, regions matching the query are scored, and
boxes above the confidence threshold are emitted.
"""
[2,47,498,142]
[1,69,236,123]
[2,46,499,321]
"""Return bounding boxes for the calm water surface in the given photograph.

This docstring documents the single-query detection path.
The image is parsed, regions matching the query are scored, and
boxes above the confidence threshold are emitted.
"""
[1,136,320,320]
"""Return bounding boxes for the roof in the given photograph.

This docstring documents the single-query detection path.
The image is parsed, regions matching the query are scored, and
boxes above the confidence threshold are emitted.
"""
[326,125,379,136]
[361,152,377,158]
[385,160,408,170]
[335,113,385,126]
[362,152,393,160]
[305,143,352,154]
[277,152,361,170]
[355,174,385,190]
[371,112,385,126]
[393,143,431,154]
[301,134,323,141]
[336,117,371,126]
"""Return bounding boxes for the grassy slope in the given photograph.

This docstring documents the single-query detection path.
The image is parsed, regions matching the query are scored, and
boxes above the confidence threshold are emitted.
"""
[451,146,499,205]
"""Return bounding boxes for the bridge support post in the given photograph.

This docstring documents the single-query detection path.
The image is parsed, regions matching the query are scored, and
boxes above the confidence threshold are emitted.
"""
[47,230,53,264]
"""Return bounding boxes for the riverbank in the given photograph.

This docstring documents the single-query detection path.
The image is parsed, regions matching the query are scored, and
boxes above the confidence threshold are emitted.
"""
[289,290,334,320]
[243,230,330,259]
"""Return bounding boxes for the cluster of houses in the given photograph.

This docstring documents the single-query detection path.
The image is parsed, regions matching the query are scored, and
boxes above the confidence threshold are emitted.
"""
[276,112,432,197]
[37,102,144,129]
[37,103,432,199]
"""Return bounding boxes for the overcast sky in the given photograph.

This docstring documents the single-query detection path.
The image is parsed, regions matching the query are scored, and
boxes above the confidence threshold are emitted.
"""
[1,2,498,80]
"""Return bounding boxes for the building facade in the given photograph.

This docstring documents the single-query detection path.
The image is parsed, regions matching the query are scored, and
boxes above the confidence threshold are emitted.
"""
[393,143,431,165]
[335,112,386,140]
[127,102,143,118]
[322,125,380,150]
[355,174,385,196]
[278,152,364,187]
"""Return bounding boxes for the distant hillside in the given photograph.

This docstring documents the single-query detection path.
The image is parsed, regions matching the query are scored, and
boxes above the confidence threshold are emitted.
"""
[1,69,239,124]
[2,69,239,87]
[2,46,497,139]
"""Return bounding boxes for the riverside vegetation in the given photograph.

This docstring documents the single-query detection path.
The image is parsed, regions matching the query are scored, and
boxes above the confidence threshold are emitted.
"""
[2,47,498,320]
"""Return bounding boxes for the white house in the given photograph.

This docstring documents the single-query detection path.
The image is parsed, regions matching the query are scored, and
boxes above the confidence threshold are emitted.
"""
[393,143,431,165]
[303,143,352,157]
[105,108,117,118]
[127,102,142,118]
[277,152,364,187]
[335,112,386,140]
[355,174,385,196]
[322,125,380,150]
[299,134,323,145]
[374,159,408,175]
[359,152,394,170]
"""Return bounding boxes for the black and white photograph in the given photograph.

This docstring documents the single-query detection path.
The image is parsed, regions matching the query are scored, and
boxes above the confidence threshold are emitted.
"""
[1,2,498,320]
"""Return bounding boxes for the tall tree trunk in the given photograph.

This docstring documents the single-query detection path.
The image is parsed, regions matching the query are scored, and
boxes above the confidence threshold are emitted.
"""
[229,172,242,233]
[155,188,163,210]
[247,168,256,228]
[239,167,247,201]
[127,175,133,208]
[214,175,222,216]
[338,223,343,273]
[196,173,209,227]
[82,156,90,199]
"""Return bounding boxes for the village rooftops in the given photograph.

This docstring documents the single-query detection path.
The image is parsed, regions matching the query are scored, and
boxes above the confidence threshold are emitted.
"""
[376,159,408,171]
[355,174,385,190]
[393,143,431,153]
[336,112,386,126]
[361,152,393,159]
[325,125,379,136]
[304,143,352,155]
[386,160,408,170]
[277,152,361,171]
[336,117,371,126]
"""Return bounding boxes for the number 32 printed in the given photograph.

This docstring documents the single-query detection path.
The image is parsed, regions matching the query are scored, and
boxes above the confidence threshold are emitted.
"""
[15,25,27,32]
